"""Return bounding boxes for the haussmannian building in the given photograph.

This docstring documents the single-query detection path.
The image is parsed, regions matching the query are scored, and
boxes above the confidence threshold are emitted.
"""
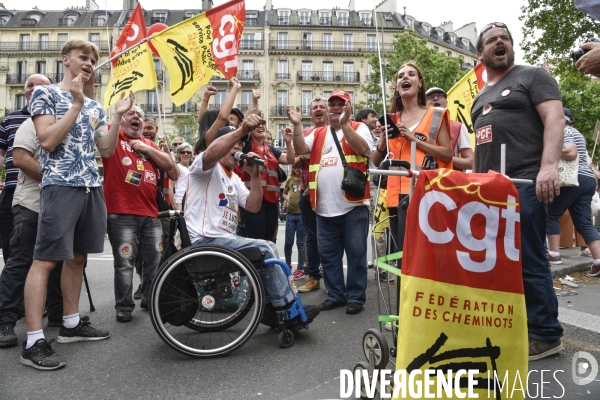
[0,0,478,148]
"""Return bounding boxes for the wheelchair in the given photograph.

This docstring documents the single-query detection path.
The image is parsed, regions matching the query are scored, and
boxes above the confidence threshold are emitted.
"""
[149,210,314,358]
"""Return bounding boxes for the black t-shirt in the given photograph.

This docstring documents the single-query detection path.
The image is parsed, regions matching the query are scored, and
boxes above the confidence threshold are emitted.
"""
[471,65,562,180]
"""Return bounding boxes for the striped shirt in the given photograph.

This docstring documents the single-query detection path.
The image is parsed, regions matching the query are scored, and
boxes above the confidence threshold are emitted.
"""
[0,106,30,189]
[564,126,594,179]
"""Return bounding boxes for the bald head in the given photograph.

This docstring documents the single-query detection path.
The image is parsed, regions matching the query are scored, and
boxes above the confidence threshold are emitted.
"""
[25,74,51,103]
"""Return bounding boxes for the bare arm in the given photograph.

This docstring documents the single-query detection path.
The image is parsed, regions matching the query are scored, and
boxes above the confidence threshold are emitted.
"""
[339,103,369,155]
[278,128,295,164]
[95,91,135,158]
[244,89,261,118]
[202,114,262,171]
[204,78,241,147]
[130,141,178,180]
[287,106,310,155]
[535,99,565,203]
[454,148,474,170]
[561,143,578,161]
[243,163,263,213]
[0,148,5,169]
[197,85,217,123]
[12,148,42,181]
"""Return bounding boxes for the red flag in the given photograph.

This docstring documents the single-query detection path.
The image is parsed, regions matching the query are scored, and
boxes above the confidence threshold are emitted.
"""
[110,3,147,67]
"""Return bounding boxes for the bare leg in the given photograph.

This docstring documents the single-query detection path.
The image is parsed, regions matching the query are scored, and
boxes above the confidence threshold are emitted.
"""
[547,234,560,253]
[61,253,87,316]
[24,260,57,332]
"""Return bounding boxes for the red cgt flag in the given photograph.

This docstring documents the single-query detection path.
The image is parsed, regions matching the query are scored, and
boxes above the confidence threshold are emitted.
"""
[109,3,147,67]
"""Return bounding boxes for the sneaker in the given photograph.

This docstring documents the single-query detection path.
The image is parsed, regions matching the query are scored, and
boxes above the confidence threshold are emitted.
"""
[547,253,562,265]
[298,276,320,293]
[529,338,563,361]
[588,263,600,277]
[133,284,142,300]
[48,315,89,328]
[20,339,65,370]
[379,270,396,283]
[580,249,593,258]
[57,319,110,343]
[292,269,306,280]
[0,326,18,348]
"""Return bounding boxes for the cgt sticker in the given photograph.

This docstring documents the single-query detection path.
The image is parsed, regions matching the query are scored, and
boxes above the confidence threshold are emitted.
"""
[119,243,134,259]
[155,240,163,252]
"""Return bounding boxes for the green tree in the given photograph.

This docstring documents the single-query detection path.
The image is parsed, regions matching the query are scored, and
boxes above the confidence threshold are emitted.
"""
[521,0,600,160]
[173,113,198,145]
[360,29,465,114]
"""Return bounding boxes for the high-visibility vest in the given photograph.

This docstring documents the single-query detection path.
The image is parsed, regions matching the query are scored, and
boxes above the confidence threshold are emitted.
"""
[386,107,452,207]
[240,141,281,203]
[308,122,370,210]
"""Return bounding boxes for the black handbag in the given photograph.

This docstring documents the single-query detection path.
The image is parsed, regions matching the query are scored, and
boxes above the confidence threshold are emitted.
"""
[330,126,368,198]
[156,171,170,212]
[277,165,287,183]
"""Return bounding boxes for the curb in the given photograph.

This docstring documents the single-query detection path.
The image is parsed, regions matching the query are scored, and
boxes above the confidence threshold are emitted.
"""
[550,258,591,278]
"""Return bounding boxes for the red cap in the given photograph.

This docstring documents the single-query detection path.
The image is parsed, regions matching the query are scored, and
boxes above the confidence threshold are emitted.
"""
[328,89,351,103]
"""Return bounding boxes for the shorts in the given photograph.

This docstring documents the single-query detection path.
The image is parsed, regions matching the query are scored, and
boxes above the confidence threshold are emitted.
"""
[34,185,107,261]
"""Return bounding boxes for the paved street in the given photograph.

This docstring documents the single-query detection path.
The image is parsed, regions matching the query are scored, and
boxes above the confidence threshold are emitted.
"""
[0,226,599,399]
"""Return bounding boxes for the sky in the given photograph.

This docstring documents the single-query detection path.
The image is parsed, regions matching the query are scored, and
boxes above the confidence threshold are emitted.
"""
[2,0,530,63]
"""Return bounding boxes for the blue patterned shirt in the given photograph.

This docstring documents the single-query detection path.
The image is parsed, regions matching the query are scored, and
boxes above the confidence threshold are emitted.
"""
[30,85,106,188]
[0,106,30,189]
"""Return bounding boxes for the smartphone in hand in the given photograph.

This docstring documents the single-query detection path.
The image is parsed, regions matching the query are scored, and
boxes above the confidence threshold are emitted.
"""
[378,114,401,138]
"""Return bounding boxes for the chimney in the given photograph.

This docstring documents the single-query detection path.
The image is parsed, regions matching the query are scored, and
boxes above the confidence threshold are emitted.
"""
[0,2,6,9]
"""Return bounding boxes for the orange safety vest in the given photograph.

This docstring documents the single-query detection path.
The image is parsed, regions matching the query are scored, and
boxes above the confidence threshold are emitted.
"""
[386,107,452,207]
[240,141,281,203]
[308,122,370,210]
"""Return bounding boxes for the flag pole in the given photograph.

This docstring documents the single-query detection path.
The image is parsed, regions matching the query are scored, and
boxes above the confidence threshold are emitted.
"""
[93,36,150,72]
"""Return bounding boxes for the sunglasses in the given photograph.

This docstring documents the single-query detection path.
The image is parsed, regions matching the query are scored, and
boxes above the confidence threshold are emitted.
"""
[180,151,192,155]
[478,22,508,39]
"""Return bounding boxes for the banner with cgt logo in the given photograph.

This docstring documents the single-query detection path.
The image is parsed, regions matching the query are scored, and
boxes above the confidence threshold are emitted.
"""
[395,169,527,399]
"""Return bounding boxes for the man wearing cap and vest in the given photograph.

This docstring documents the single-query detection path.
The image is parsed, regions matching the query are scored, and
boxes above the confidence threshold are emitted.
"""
[288,89,373,315]
[425,87,474,171]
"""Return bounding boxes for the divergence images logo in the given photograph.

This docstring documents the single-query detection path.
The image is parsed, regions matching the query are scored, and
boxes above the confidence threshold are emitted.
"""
[218,193,228,207]
[572,351,598,386]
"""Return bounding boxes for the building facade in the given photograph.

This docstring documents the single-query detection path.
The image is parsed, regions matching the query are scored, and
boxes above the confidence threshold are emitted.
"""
[0,0,477,146]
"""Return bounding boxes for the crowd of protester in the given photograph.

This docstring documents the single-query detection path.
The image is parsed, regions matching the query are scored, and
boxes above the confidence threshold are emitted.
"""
[3,19,600,369]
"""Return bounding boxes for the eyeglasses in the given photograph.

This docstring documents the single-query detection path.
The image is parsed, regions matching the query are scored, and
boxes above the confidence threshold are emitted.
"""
[180,151,192,155]
[426,93,445,100]
[478,22,508,39]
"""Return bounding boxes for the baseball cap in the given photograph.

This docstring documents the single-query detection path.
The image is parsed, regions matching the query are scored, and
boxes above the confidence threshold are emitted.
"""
[563,108,573,125]
[230,108,244,121]
[425,87,447,97]
[213,125,250,143]
[328,89,351,103]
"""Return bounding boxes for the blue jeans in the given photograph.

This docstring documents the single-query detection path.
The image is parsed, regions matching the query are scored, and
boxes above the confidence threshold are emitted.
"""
[547,174,600,244]
[316,205,369,304]
[193,236,295,307]
[299,195,322,279]
[107,214,162,312]
[284,213,305,268]
[518,183,563,342]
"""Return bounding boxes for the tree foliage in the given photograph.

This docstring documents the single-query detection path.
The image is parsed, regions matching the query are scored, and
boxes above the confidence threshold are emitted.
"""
[173,113,198,145]
[521,0,600,160]
[360,29,466,114]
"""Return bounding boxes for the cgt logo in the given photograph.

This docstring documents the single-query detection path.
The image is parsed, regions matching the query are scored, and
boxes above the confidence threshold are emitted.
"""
[572,351,598,385]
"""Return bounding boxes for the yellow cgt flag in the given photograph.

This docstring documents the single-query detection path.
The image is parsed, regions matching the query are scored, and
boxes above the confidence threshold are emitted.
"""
[150,0,245,106]
[445,63,485,149]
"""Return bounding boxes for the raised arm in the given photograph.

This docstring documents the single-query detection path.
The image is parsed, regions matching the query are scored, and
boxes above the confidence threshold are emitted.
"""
[203,78,242,147]
[95,91,135,158]
[244,89,261,118]
[287,106,310,155]
[197,85,217,124]
[278,127,295,164]
[339,103,369,156]
[130,140,178,180]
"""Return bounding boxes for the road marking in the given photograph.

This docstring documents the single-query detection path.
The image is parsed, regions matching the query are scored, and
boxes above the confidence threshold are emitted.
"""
[88,257,114,261]
[558,306,600,333]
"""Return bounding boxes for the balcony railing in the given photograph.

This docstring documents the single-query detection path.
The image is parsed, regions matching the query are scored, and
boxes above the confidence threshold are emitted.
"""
[297,70,360,83]
[20,18,37,27]
[239,70,260,80]
[0,41,110,52]
[275,73,290,79]
[299,17,310,25]
[246,18,258,26]
[172,103,198,113]
[6,74,27,84]
[236,104,252,113]
[139,104,162,114]
[270,106,288,116]
[319,17,331,26]
[59,18,76,27]
[208,104,223,110]
[300,105,311,115]
[240,39,263,50]
[269,40,385,52]
[91,18,107,26]
[47,72,101,84]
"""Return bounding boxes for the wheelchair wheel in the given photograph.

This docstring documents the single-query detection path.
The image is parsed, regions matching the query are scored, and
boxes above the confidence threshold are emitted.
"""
[149,245,265,358]
[353,361,378,400]
[363,328,389,369]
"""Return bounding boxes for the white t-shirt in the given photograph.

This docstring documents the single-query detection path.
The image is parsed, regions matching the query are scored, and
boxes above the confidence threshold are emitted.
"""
[305,124,373,217]
[185,153,250,243]
[174,163,189,204]
[455,124,472,156]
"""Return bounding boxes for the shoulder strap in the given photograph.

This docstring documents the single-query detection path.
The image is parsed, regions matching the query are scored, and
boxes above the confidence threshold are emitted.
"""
[330,126,348,167]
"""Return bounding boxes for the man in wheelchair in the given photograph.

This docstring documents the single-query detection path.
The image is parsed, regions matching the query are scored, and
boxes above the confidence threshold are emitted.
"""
[185,117,320,325]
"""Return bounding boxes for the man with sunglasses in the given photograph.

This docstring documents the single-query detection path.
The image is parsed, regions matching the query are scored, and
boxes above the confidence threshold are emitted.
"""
[425,87,473,171]
[102,105,177,322]
[472,22,565,361]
